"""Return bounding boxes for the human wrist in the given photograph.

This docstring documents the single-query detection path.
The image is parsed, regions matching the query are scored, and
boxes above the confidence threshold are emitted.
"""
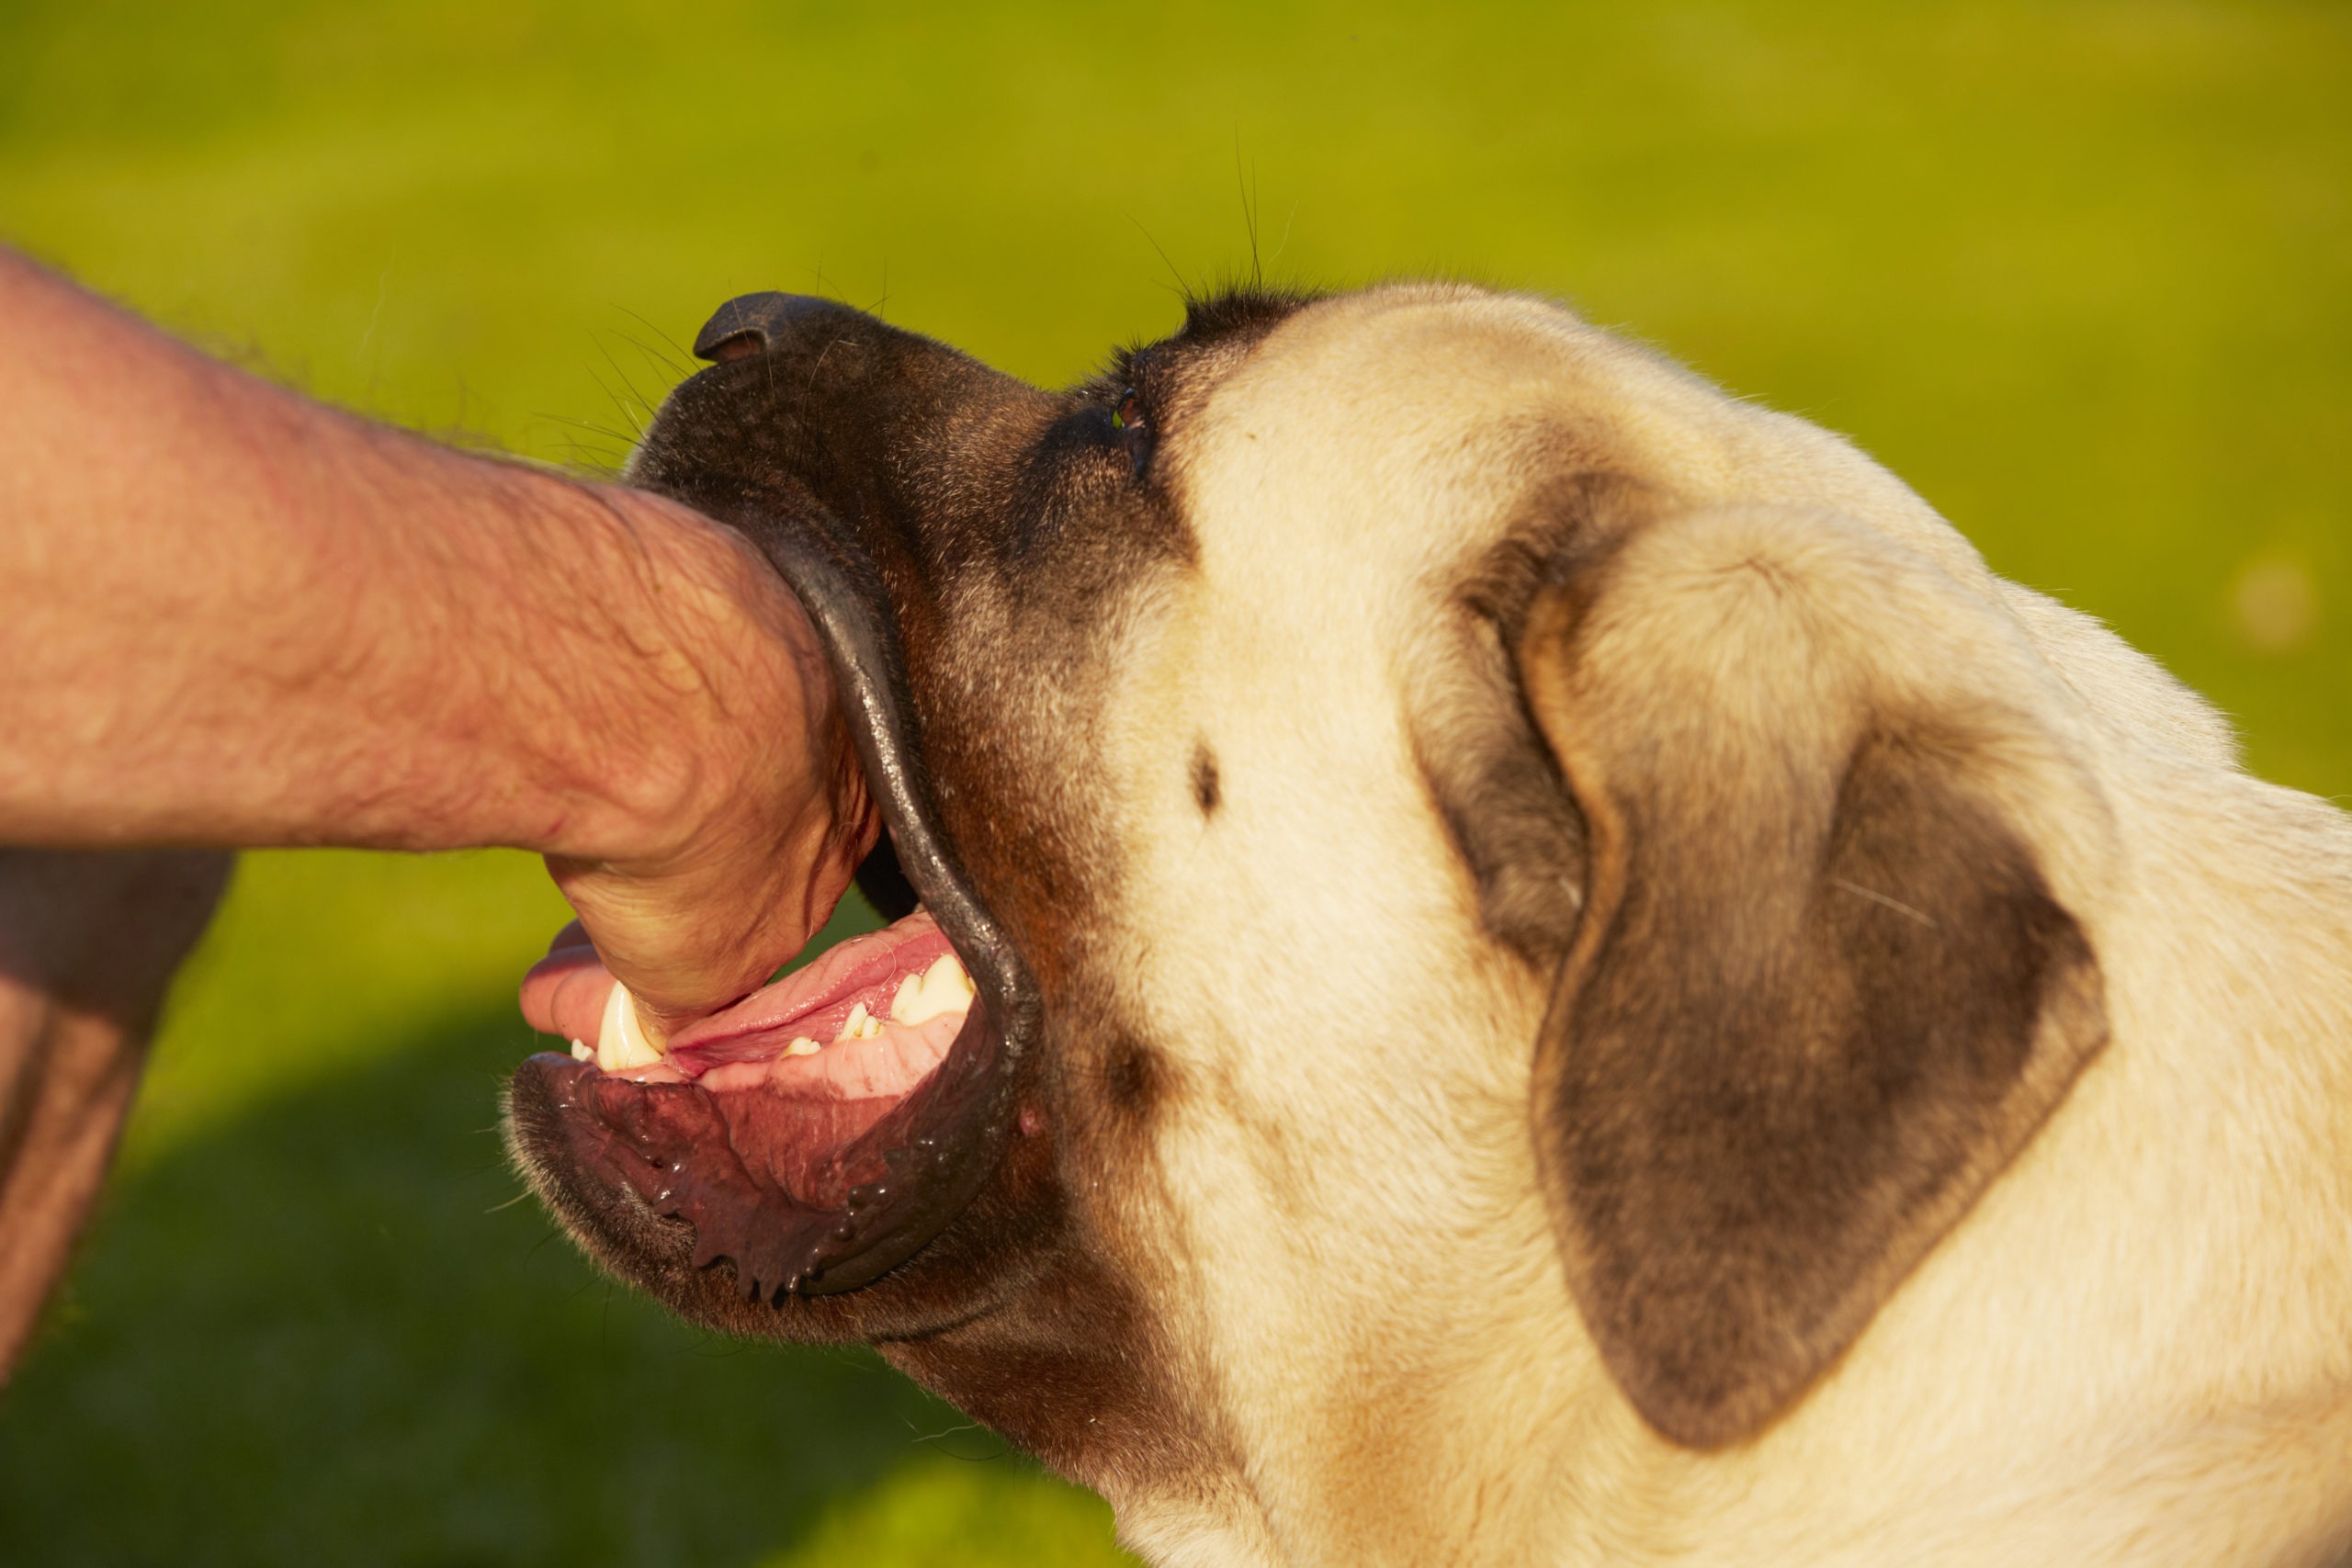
[501,477,820,874]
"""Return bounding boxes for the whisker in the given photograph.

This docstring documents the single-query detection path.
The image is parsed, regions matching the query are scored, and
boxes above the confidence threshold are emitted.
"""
[592,340,656,434]
[1125,211,1192,299]
[612,304,696,370]
[1829,877,1937,928]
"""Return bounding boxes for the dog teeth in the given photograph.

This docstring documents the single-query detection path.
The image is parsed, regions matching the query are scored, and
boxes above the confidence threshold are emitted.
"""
[784,956,977,1054]
[579,957,975,1075]
[890,972,926,1021]
[888,953,977,1025]
[594,982,667,1072]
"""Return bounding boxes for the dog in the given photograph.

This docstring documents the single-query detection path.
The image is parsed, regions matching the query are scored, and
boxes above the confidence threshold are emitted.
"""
[508,283,2352,1565]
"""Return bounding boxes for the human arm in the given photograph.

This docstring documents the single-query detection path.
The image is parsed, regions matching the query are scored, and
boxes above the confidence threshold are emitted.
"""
[0,247,876,1030]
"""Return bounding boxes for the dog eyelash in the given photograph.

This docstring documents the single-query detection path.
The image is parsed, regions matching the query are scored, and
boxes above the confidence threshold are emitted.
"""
[1112,388,1154,478]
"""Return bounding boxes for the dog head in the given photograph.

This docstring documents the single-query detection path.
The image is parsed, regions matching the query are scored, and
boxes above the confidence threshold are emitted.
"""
[507,284,2116,1552]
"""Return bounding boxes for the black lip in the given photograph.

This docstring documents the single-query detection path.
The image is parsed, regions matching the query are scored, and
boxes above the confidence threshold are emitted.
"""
[516,289,1046,1301]
[719,497,1042,1292]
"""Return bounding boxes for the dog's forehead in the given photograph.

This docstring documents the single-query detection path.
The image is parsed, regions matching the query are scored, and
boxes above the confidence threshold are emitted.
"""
[1081,292,1588,1076]
[1171,288,1631,585]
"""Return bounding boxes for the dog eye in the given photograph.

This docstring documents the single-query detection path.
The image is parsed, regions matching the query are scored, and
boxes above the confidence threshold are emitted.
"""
[1111,389,1154,478]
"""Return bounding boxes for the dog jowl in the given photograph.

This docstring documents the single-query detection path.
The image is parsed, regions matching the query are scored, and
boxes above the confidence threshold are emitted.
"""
[509,285,2352,1567]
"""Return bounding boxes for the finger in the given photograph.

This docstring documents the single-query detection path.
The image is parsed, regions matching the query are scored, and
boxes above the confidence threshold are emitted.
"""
[539,919,591,959]
[518,942,616,1043]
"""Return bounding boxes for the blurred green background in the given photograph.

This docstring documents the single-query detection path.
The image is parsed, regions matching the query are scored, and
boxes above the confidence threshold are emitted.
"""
[1,1,2346,1562]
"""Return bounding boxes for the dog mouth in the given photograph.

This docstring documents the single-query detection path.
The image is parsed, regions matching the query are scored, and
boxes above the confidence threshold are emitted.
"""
[508,475,1041,1307]
[510,891,993,1300]
[604,909,974,1096]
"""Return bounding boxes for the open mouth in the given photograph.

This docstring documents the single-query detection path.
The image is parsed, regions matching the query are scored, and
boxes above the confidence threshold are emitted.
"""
[508,474,1039,1308]
[582,909,973,1108]
[512,889,989,1299]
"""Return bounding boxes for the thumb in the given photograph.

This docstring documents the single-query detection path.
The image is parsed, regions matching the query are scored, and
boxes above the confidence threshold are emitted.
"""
[517,921,623,1046]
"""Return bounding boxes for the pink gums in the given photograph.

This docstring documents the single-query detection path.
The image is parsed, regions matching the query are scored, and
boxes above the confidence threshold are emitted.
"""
[603,911,966,1105]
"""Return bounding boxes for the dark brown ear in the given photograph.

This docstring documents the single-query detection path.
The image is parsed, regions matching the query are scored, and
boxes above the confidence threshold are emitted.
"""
[1515,505,2109,1450]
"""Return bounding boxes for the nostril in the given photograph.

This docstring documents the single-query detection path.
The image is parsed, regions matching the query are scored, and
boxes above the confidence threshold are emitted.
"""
[692,290,837,363]
[702,332,765,365]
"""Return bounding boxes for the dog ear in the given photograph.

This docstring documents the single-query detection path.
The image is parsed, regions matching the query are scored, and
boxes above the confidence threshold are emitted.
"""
[1513,504,2110,1450]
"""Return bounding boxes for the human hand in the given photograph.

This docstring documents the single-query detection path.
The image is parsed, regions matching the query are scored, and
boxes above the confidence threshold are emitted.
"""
[517,516,879,1044]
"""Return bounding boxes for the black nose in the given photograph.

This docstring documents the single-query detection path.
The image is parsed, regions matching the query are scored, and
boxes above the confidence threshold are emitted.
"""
[691,291,833,363]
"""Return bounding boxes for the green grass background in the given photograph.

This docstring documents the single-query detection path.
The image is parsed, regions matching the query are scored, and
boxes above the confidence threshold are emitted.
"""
[1,2,2346,1562]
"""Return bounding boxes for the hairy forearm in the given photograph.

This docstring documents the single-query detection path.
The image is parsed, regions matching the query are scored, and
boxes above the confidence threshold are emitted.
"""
[0,249,806,866]
[0,255,862,1369]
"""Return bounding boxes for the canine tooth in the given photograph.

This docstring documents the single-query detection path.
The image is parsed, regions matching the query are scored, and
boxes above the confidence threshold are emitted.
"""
[838,1001,873,1043]
[930,953,977,1001]
[786,1036,821,1056]
[595,982,667,1072]
[888,953,977,1025]
[890,972,926,1022]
